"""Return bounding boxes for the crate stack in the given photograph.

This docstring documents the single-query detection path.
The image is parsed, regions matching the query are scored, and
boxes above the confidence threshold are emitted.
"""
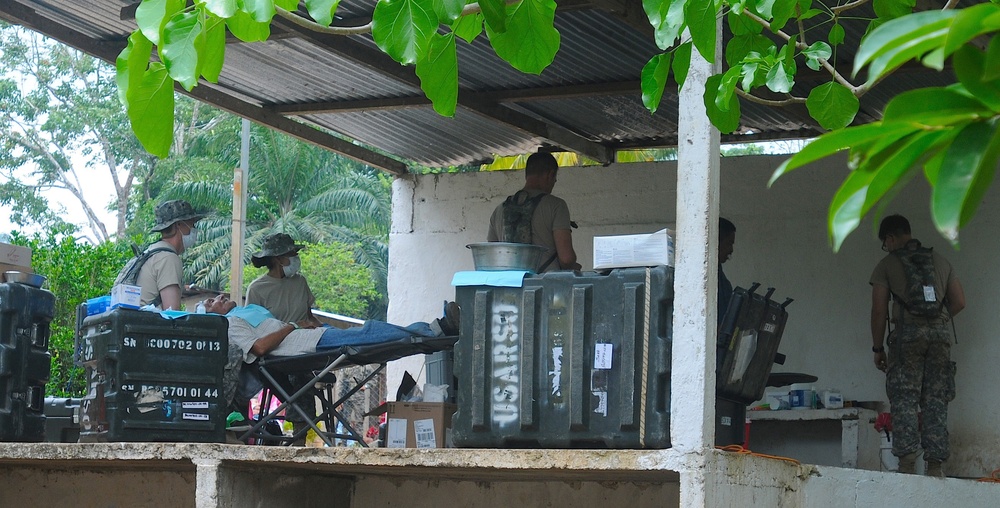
[77,308,230,443]
[0,281,55,442]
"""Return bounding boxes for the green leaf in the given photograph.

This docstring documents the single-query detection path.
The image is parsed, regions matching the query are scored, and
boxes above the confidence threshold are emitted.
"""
[806,82,858,130]
[873,0,914,19]
[953,44,1000,112]
[769,0,797,32]
[372,0,438,65]
[201,16,226,82]
[240,0,276,22]
[765,60,792,93]
[479,0,507,33]
[882,86,992,124]
[717,66,740,111]
[828,23,845,46]
[704,74,740,133]
[769,122,919,185]
[116,31,154,105]
[486,0,560,74]
[160,10,205,91]
[135,0,186,46]
[727,9,761,36]
[645,0,688,50]
[984,36,1000,81]
[452,13,483,43]
[672,41,692,92]
[726,34,774,67]
[226,9,272,41]
[641,53,672,114]
[200,0,237,18]
[126,63,175,158]
[827,181,867,251]
[943,4,1000,58]
[685,0,718,64]
[274,0,299,9]
[854,10,955,81]
[305,0,342,26]
[861,129,954,215]
[757,0,776,18]
[802,41,832,71]
[416,33,459,116]
[932,120,1000,241]
[433,0,465,23]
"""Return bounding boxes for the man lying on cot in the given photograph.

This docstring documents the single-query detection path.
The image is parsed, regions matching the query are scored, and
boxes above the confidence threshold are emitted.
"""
[201,294,461,363]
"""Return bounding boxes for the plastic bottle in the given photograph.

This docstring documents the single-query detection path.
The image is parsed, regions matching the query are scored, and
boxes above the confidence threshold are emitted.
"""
[195,301,207,314]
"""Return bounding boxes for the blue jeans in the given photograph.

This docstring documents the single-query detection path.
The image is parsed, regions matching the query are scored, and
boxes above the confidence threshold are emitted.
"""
[317,320,435,349]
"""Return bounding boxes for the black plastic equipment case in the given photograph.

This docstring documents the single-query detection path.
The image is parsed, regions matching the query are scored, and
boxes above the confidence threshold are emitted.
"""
[0,282,55,442]
[78,308,229,443]
[716,284,792,404]
[43,397,81,443]
[453,266,673,448]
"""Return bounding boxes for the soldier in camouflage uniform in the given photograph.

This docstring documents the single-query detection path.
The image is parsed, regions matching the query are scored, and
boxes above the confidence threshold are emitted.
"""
[869,215,965,477]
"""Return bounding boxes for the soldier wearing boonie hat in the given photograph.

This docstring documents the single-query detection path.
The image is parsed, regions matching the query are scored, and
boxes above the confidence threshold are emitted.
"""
[133,199,207,310]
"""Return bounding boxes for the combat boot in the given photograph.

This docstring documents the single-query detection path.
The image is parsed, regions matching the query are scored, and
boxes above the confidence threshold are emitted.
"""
[926,460,945,477]
[897,452,918,474]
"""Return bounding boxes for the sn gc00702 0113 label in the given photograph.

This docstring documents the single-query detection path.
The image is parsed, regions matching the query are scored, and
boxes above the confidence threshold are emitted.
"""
[122,336,223,352]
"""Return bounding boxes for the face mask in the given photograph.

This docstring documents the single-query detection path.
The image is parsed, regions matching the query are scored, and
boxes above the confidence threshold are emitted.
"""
[282,256,301,277]
[182,227,198,249]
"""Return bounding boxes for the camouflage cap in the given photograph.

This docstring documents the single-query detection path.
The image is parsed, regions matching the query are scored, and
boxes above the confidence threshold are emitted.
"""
[151,200,206,232]
[251,233,304,262]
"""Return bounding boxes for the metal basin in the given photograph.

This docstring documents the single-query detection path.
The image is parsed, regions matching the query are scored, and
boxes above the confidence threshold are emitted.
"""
[466,242,546,271]
[4,271,46,288]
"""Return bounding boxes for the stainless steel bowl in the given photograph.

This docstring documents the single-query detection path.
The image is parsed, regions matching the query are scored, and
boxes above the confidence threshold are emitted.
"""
[466,242,547,271]
[4,271,46,288]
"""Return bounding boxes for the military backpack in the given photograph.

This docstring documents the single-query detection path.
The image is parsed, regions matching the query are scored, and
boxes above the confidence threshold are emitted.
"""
[890,241,944,319]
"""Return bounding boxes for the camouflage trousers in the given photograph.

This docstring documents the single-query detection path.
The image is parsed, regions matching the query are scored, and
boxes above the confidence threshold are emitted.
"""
[886,323,956,461]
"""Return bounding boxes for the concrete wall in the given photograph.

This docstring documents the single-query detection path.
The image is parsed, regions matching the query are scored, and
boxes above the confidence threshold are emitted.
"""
[387,154,1000,477]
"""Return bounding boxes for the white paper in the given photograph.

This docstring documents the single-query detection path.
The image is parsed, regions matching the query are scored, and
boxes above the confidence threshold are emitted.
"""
[387,418,407,448]
[182,401,208,409]
[182,413,209,421]
[593,343,613,370]
[413,418,437,448]
[923,285,937,302]
[593,229,674,269]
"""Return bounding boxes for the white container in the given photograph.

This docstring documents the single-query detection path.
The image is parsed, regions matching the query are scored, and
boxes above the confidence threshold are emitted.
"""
[788,383,814,410]
[111,284,142,310]
[819,389,844,409]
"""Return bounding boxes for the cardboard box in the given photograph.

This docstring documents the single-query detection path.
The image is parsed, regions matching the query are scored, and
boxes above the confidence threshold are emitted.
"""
[111,284,142,310]
[0,242,31,269]
[593,228,674,270]
[367,402,456,448]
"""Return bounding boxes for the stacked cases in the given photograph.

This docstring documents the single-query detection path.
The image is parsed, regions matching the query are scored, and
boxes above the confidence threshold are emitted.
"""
[78,309,229,442]
[0,282,55,441]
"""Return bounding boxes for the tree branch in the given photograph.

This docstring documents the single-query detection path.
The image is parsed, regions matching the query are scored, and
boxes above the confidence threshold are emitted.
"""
[740,9,861,94]
[735,88,806,106]
[831,0,870,15]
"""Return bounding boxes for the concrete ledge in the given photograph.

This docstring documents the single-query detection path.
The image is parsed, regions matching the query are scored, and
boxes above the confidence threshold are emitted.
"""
[0,444,818,507]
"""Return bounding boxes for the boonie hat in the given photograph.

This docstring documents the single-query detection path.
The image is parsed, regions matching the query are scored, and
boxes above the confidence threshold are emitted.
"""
[251,233,304,263]
[151,200,206,232]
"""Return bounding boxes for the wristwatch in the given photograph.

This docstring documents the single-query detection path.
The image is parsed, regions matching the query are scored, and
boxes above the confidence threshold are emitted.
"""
[872,346,885,353]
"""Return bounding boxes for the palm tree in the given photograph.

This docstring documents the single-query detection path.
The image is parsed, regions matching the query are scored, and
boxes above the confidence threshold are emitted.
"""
[159,125,391,302]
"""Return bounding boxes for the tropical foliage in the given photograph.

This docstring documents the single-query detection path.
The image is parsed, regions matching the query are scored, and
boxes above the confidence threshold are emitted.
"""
[9,230,132,396]
[117,0,1000,247]
[154,125,391,314]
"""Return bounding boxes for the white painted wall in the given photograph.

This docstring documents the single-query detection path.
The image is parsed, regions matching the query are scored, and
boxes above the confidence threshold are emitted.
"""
[387,154,999,477]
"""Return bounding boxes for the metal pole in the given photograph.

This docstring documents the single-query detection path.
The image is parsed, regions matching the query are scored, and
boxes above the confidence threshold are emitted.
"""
[230,119,251,303]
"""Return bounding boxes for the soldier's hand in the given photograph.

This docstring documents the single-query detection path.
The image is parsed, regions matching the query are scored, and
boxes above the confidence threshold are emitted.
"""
[874,351,887,372]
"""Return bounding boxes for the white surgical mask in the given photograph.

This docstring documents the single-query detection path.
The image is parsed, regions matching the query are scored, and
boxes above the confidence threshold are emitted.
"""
[282,256,301,277]
[182,227,198,249]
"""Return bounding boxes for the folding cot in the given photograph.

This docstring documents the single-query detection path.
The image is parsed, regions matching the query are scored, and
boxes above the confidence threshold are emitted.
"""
[239,334,458,447]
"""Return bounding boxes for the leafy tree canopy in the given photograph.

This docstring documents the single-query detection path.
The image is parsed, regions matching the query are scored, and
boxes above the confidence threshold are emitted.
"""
[118,0,1000,248]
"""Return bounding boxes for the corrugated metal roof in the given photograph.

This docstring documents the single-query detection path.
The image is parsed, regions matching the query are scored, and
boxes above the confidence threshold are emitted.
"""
[0,0,964,172]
